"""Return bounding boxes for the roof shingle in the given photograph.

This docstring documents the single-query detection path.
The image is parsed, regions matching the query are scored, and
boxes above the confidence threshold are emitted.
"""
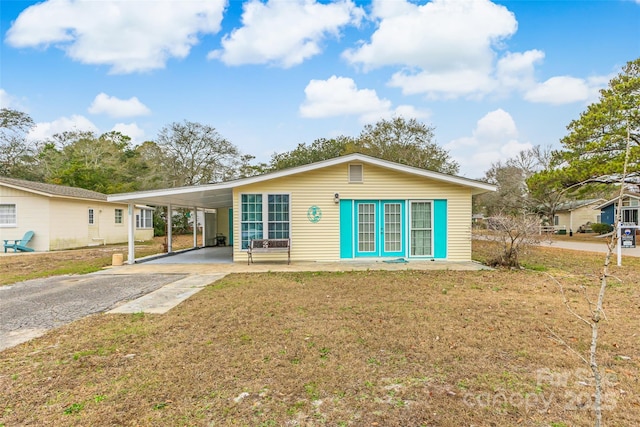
[0,176,107,201]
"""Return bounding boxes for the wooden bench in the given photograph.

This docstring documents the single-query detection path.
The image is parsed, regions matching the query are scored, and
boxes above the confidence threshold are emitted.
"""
[248,238,290,265]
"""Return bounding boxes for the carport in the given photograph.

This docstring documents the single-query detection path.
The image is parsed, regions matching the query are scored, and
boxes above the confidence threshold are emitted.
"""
[108,183,235,264]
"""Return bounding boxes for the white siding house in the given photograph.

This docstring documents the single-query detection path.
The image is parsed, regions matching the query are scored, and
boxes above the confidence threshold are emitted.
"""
[0,177,154,252]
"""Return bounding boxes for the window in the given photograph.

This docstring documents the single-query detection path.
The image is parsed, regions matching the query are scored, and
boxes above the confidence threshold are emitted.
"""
[115,209,123,224]
[410,201,432,256]
[136,209,153,228]
[554,216,559,226]
[622,208,639,225]
[268,194,290,239]
[349,164,363,183]
[88,208,95,225]
[240,193,290,249]
[0,204,17,227]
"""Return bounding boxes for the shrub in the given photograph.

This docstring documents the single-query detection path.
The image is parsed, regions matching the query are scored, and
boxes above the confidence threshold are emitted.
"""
[591,223,613,234]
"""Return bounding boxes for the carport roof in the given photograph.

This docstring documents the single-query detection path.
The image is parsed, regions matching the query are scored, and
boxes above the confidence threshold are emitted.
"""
[107,153,496,209]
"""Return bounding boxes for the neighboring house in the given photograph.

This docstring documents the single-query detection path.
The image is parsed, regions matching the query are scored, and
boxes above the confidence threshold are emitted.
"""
[595,192,640,226]
[0,177,154,251]
[553,199,605,233]
[108,154,496,264]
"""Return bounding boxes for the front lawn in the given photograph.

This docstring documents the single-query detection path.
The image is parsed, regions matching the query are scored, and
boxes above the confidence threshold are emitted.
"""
[1,242,639,426]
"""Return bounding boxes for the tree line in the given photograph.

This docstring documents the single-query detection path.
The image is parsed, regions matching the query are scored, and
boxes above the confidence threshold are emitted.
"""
[0,114,457,194]
[2,57,638,220]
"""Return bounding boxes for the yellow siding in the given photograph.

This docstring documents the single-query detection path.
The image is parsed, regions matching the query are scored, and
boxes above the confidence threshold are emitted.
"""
[216,207,230,243]
[232,163,473,262]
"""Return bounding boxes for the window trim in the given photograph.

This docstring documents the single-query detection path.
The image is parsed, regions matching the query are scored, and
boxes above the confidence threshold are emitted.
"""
[348,163,364,183]
[409,200,433,257]
[240,192,291,250]
[136,208,153,229]
[115,208,123,225]
[0,203,17,228]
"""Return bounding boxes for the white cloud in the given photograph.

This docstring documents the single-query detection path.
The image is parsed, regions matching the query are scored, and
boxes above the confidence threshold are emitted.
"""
[341,0,607,103]
[495,50,545,92]
[0,89,15,109]
[343,0,516,98]
[446,109,532,178]
[0,89,28,111]
[111,122,146,144]
[5,0,226,74]
[209,0,363,68]
[389,68,496,99]
[299,75,428,123]
[524,75,607,105]
[474,108,518,141]
[88,93,151,118]
[27,115,99,142]
[300,76,391,118]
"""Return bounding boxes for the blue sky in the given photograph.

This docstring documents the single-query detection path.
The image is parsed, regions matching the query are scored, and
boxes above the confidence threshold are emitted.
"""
[1,0,639,178]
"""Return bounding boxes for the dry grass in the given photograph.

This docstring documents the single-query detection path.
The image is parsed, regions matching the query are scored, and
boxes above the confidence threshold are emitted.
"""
[1,242,640,426]
[0,235,199,286]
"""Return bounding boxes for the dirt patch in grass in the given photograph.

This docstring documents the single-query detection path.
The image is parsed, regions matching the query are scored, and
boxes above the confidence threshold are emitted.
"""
[2,244,639,426]
[0,235,199,286]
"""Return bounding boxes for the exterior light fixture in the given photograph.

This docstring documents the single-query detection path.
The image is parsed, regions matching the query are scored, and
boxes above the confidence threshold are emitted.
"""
[334,193,340,204]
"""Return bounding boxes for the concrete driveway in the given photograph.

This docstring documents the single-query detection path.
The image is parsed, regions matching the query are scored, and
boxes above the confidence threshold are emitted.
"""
[0,273,189,351]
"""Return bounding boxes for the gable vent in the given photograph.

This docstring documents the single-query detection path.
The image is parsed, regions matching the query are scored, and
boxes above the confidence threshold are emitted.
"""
[348,164,363,183]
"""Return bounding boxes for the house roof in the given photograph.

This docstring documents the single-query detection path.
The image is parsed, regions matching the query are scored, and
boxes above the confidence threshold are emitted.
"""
[0,176,108,201]
[107,153,497,209]
[594,192,640,210]
[555,198,605,212]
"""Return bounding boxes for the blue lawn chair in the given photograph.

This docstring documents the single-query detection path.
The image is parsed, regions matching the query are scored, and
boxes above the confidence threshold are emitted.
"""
[3,231,35,253]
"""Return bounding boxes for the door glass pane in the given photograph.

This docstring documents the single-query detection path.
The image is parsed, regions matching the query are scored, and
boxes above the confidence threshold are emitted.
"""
[384,203,401,252]
[411,202,432,256]
[358,203,376,252]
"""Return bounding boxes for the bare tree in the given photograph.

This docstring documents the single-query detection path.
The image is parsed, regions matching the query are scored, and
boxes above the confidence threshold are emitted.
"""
[484,213,541,268]
[156,120,241,186]
[549,124,633,427]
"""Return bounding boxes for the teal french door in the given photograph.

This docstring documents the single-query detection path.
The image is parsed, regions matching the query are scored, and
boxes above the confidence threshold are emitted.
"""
[355,200,405,257]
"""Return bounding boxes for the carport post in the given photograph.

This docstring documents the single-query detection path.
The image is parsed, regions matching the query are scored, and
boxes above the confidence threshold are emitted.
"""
[127,203,135,264]
[193,207,198,248]
[167,204,173,253]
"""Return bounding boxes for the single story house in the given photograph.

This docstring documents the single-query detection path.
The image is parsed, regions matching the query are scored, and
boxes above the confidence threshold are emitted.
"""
[0,177,154,252]
[553,198,605,233]
[595,192,640,226]
[108,154,496,264]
